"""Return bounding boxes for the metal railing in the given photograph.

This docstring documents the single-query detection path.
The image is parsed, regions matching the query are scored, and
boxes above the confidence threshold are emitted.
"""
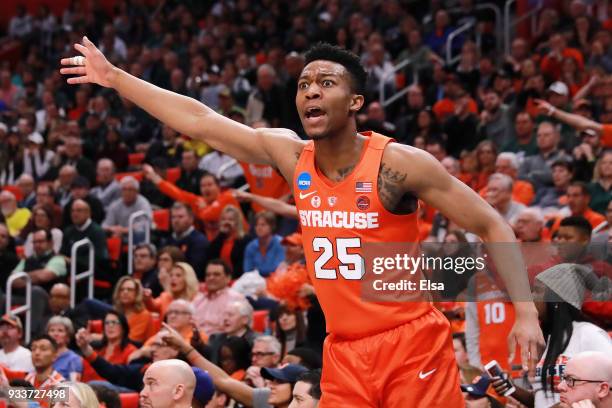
[70,238,95,308]
[5,272,32,344]
[446,21,479,65]
[128,210,152,275]
[379,58,417,108]
[447,3,503,62]
[504,0,543,55]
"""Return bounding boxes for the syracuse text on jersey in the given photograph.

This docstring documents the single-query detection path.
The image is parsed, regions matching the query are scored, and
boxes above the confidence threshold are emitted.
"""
[298,209,379,229]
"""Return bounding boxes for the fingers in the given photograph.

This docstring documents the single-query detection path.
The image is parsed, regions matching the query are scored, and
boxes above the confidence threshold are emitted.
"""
[83,36,95,49]
[60,67,87,75]
[520,339,530,372]
[74,43,90,57]
[67,76,90,85]
[529,338,540,374]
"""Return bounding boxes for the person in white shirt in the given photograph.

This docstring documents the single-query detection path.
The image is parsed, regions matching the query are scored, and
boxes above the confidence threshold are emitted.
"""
[492,264,612,407]
[0,314,35,372]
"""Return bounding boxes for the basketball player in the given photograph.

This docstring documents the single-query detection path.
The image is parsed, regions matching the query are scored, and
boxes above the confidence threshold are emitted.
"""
[61,39,543,407]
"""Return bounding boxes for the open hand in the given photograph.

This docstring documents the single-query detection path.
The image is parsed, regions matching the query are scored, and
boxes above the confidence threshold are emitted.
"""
[60,36,117,88]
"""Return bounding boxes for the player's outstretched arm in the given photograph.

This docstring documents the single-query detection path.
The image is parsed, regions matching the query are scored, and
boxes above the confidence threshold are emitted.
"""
[385,144,545,373]
[60,37,303,167]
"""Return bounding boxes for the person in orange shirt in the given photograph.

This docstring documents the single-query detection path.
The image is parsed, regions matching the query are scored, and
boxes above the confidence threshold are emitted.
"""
[240,119,292,213]
[81,310,138,382]
[549,182,606,233]
[432,74,479,122]
[137,299,207,354]
[112,276,154,344]
[534,99,612,148]
[62,38,544,408]
[143,262,201,319]
[142,164,245,240]
[540,33,584,81]
[479,152,534,205]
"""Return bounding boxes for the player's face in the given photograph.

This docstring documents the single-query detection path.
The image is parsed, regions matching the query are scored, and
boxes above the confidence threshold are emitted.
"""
[296,60,361,140]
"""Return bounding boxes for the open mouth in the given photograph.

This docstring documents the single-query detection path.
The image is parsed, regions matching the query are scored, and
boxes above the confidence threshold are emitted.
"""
[305,106,325,119]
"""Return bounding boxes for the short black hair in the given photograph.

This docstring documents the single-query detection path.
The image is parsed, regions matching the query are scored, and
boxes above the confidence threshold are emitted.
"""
[297,369,322,400]
[90,383,121,408]
[568,181,590,196]
[207,258,233,277]
[31,334,58,350]
[34,229,52,242]
[560,216,592,237]
[551,159,574,173]
[304,43,367,94]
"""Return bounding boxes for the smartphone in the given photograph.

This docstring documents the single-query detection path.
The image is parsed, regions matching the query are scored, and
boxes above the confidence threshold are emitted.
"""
[484,360,516,396]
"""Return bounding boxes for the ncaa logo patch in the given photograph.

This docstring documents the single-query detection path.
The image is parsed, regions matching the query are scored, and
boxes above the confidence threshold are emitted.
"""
[311,196,321,208]
[297,172,312,191]
[356,195,370,210]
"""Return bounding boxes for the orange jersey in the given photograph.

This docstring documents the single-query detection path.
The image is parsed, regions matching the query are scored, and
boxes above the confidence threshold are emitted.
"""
[240,162,291,212]
[471,272,521,375]
[294,132,431,338]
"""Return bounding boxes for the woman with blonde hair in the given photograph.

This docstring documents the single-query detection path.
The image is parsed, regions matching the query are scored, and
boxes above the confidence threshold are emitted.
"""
[53,382,99,408]
[207,205,252,279]
[157,245,186,292]
[143,262,200,318]
[112,276,153,343]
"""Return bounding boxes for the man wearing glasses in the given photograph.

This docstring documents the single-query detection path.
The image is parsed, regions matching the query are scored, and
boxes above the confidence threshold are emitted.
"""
[558,351,612,408]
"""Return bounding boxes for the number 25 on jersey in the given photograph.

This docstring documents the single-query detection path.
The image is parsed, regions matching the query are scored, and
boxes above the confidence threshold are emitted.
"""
[312,237,365,280]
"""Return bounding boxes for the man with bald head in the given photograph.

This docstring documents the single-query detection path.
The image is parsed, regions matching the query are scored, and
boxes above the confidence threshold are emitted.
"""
[558,351,612,407]
[140,359,196,408]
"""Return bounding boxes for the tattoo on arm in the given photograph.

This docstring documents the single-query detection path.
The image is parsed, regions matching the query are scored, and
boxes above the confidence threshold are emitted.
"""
[378,163,416,213]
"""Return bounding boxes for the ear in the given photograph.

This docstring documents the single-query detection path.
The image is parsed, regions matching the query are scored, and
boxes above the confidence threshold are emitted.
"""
[349,94,365,115]
[598,381,610,399]
[173,384,185,400]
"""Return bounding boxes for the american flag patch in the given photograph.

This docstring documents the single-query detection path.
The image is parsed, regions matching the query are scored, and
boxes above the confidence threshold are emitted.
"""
[355,181,373,193]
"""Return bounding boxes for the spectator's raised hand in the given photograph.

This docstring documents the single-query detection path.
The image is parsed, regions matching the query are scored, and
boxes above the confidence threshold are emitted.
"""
[233,190,252,202]
[534,99,554,116]
[142,164,162,184]
[75,328,94,357]
[142,288,153,300]
[160,322,191,354]
[60,36,116,88]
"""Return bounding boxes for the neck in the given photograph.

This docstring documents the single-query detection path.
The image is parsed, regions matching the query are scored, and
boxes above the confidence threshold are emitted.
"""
[58,345,67,354]
[599,176,612,189]
[230,327,248,337]
[313,130,363,181]
[2,342,19,353]
[36,366,53,379]
[107,337,120,347]
[259,235,271,247]
[497,200,511,214]
[517,133,532,143]
[540,147,555,156]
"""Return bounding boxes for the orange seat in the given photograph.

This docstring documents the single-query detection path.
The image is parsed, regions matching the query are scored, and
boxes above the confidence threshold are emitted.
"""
[252,310,269,333]
[3,185,23,201]
[128,152,145,167]
[153,209,170,231]
[166,167,181,184]
[88,320,103,334]
[119,393,140,408]
[107,237,121,262]
[115,172,144,182]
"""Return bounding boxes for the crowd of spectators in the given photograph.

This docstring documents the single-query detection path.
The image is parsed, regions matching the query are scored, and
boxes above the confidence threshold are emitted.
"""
[0,0,610,407]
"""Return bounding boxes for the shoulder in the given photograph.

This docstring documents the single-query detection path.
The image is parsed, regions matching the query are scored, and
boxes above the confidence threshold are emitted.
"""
[381,143,448,187]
